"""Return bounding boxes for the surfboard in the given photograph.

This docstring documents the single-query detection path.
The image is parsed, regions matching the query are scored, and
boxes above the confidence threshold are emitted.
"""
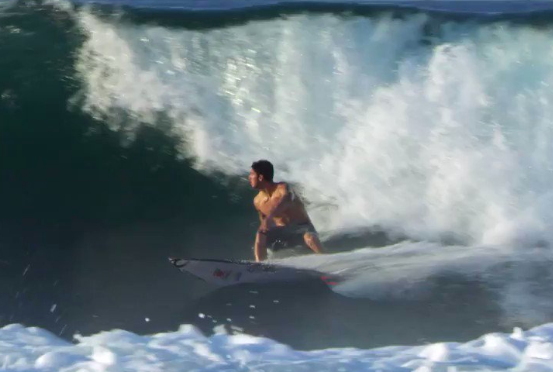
[168,257,341,287]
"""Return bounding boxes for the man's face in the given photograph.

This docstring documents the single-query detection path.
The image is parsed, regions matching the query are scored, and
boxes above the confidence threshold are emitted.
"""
[249,169,261,189]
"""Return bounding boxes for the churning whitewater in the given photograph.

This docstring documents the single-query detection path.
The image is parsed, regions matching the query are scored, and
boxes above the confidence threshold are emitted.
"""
[76,7,553,245]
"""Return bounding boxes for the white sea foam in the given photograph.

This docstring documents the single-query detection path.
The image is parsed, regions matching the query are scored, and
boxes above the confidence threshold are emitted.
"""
[2,322,553,371]
[74,10,553,248]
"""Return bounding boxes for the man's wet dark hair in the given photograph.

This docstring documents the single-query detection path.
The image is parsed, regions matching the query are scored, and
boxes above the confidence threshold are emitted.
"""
[251,160,274,182]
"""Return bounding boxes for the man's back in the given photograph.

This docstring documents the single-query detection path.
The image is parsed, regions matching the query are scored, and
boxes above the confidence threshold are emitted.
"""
[254,182,311,227]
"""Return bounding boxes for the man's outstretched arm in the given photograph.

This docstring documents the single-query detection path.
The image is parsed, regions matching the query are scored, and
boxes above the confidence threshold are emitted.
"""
[254,231,268,262]
[254,209,268,261]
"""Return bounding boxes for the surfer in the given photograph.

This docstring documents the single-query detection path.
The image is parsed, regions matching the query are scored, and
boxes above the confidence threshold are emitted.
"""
[249,160,324,261]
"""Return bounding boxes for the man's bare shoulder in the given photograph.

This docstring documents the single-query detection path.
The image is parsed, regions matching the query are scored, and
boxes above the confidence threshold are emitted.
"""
[277,182,301,202]
[275,182,290,193]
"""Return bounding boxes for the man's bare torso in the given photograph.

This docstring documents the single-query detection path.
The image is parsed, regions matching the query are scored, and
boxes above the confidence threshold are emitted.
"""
[254,182,310,227]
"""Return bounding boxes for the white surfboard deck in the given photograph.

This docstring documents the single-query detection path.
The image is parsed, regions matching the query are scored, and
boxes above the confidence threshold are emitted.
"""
[169,257,340,287]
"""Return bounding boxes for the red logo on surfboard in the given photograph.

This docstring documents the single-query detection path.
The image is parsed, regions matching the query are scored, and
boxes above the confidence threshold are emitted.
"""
[213,268,232,279]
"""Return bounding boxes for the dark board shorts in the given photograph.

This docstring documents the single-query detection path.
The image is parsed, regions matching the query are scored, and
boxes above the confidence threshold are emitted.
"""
[264,222,317,252]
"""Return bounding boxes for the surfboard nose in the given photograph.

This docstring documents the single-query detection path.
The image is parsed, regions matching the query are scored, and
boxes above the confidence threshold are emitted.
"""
[168,257,189,268]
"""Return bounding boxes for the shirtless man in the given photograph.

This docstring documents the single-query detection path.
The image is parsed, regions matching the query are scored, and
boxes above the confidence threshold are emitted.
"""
[249,160,323,261]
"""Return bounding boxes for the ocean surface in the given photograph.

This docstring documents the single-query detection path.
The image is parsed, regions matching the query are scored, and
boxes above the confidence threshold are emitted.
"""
[2,0,553,370]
